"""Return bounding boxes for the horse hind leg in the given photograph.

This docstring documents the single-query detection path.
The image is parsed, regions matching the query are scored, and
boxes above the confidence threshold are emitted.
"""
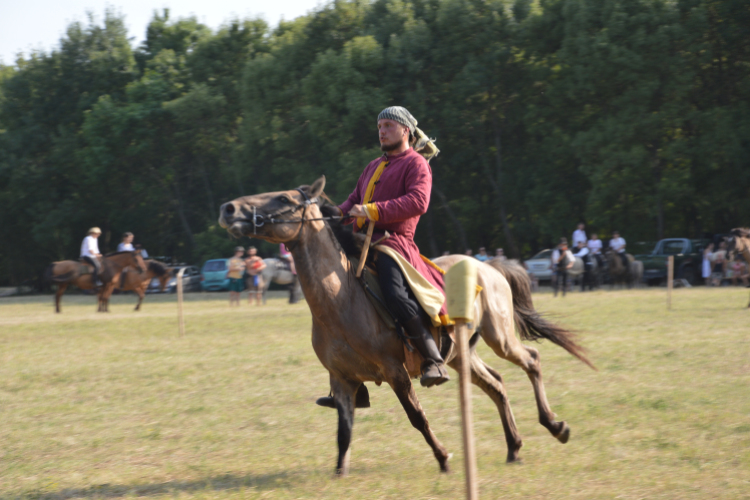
[520,345,570,443]
[480,320,570,444]
[448,349,523,463]
[386,366,450,472]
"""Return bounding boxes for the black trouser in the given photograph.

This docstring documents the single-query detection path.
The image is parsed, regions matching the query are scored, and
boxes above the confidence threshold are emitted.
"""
[554,269,568,297]
[82,256,101,277]
[376,253,443,368]
[376,253,424,324]
[593,254,603,268]
[619,252,628,268]
[581,256,593,291]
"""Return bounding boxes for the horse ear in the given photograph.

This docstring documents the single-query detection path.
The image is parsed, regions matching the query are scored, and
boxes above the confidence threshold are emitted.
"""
[308,176,326,198]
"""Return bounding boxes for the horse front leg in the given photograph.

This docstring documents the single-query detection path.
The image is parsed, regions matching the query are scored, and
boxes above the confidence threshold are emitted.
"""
[330,375,359,476]
[135,287,144,311]
[55,284,68,313]
[386,365,450,472]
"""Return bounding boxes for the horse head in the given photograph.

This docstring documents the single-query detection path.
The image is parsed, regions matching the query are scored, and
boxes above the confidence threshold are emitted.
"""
[218,176,327,243]
[132,250,146,273]
[147,261,170,291]
[728,228,750,260]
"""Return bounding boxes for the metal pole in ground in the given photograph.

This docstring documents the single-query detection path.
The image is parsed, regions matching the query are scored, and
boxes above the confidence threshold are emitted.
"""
[445,259,479,500]
[177,267,186,337]
[667,255,674,310]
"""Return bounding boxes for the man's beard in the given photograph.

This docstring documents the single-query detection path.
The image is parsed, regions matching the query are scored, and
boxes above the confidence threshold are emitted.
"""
[380,140,401,152]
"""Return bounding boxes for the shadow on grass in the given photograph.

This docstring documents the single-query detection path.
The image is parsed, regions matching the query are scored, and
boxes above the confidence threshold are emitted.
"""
[7,471,302,500]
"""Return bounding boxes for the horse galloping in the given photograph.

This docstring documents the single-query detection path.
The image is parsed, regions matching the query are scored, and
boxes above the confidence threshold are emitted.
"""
[44,251,145,313]
[727,228,750,308]
[218,177,594,475]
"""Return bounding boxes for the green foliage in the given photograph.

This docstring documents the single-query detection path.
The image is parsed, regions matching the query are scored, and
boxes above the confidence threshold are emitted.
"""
[1,0,749,285]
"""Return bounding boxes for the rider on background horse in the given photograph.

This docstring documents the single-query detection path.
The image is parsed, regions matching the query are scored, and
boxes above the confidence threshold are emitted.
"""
[80,227,104,287]
[327,106,450,390]
[610,230,628,269]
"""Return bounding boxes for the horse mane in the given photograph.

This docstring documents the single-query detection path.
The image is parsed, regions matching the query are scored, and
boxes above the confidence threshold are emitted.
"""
[319,197,361,257]
[104,250,135,257]
[147,260,168,276]
[731,228,750,238]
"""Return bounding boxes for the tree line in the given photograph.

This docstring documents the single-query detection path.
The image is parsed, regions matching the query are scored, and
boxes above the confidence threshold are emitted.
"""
[1,0,748,286]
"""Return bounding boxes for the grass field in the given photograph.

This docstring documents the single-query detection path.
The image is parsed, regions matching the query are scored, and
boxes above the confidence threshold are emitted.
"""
[1,287,749,499]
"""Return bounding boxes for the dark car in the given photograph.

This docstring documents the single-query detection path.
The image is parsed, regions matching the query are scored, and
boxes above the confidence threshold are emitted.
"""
[200,259,231,291]
[635,238,708,286]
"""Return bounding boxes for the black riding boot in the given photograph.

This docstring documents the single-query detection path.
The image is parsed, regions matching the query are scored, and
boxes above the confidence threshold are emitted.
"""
[404,316,450,387]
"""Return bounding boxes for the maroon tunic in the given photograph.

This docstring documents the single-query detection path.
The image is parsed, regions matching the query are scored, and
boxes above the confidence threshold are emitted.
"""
[339,148,447,315]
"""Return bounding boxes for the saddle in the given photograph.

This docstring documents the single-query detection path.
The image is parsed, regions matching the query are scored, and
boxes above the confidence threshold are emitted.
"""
[77,260,95,276]
[348,254,454,378]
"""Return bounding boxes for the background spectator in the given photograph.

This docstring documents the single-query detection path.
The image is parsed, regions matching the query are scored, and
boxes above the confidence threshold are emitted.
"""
[572,223,587,247]
[475,247,489,262]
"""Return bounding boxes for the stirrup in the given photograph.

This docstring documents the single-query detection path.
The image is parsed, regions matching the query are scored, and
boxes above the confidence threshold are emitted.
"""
[315,390,371,409]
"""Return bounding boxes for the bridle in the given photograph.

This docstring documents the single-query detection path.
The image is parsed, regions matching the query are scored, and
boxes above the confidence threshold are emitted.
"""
[237,188,343,236]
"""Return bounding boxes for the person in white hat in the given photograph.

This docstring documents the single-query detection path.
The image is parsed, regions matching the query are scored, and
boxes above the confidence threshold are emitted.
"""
[80,227,104,287]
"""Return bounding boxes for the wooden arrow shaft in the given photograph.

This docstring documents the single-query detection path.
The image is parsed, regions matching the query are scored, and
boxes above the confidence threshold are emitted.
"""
[356,220,376,278]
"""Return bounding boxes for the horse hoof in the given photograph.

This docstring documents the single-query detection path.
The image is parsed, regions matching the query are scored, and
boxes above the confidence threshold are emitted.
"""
[438,453,452,473]
[555,422,571,444]
[506,456,523,464]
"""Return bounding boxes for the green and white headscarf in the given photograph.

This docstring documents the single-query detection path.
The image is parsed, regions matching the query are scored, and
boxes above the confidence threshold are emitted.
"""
[378,106,440,162]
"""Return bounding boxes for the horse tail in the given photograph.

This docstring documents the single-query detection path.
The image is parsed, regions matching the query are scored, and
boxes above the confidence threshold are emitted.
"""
[487,259,596,370]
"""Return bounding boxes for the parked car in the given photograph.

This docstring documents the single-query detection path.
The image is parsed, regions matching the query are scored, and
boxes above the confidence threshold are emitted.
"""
[525,249,553,282]
[146,265,202,294]
[200,259,231,291]
[635,238,708,286]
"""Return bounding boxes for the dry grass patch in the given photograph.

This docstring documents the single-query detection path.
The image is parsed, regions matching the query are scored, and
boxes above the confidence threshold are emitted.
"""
[1,287,748,499]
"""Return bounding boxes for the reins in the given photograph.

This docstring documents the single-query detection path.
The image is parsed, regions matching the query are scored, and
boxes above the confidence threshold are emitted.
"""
[236,187,417,348]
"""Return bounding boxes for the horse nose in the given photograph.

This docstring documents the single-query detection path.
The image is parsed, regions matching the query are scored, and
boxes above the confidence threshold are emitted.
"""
[222,202,236,216]
[218,201,238,228]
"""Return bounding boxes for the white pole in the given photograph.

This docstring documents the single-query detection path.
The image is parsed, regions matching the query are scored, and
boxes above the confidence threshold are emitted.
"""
[177,267,186,337]
[445,259,479,500]
[456,317,478,500]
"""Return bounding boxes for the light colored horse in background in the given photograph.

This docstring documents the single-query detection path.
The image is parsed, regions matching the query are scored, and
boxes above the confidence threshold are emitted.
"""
[727,228,750,307]
[259,258,302,303]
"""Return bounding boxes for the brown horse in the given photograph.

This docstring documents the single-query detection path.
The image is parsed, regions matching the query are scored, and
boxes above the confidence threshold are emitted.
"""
[218,177,594,475]
[44,251,145,313]
[106,260,170,311]
[727,228,750,308]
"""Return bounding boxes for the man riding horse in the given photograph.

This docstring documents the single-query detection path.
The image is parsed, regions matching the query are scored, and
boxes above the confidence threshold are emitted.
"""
[322,106,449,398]
[80,227,104,287]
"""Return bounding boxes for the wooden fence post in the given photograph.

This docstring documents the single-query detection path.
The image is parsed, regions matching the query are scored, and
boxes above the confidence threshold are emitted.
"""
[177,267,186,337]
[445,259,479,500]
[667,255,674,311]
